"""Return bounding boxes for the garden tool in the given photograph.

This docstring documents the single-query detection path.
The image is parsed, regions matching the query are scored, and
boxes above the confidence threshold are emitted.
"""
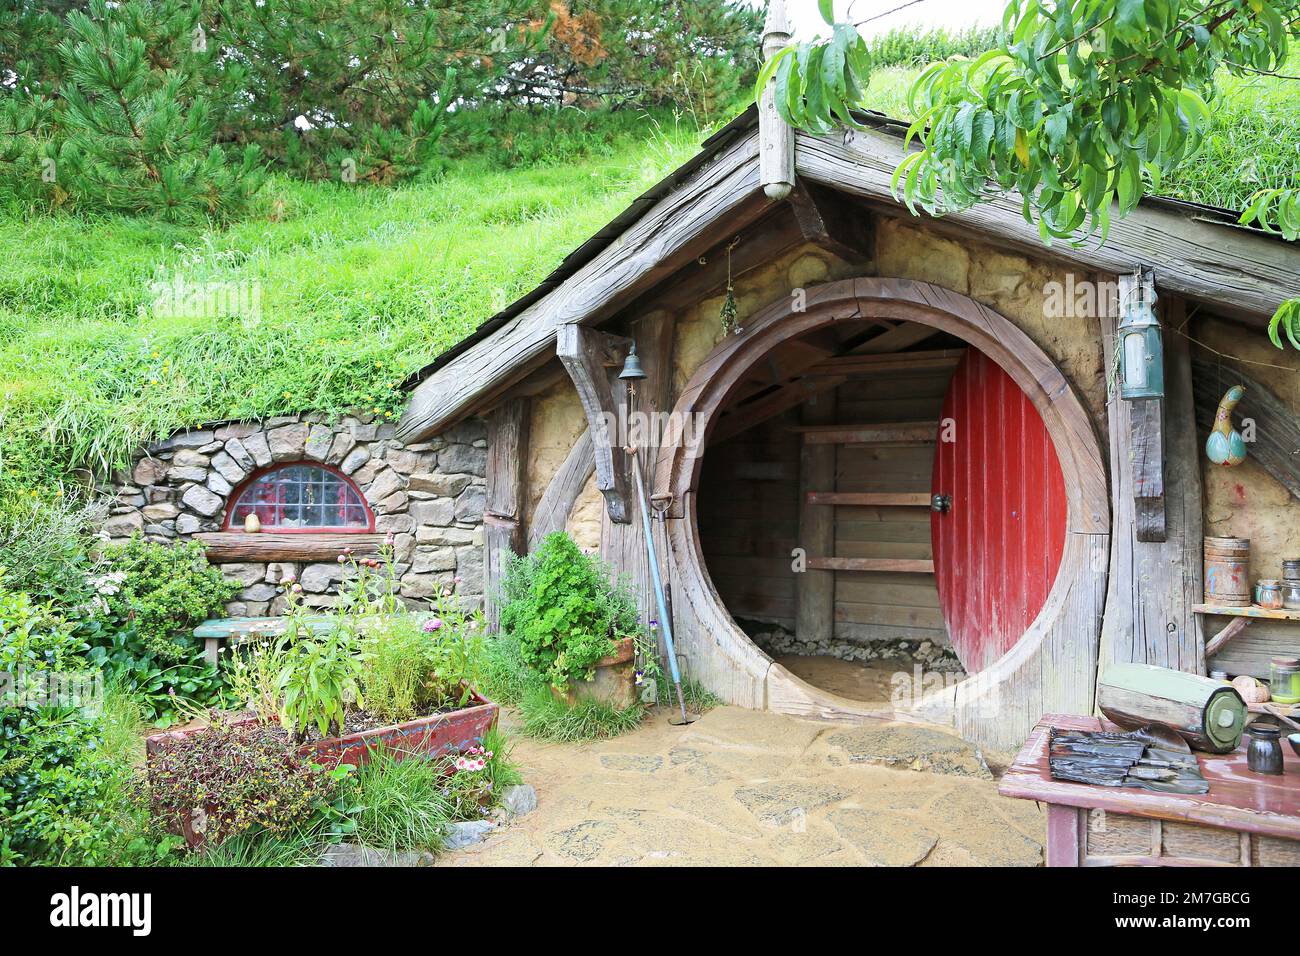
[630,445,695,726]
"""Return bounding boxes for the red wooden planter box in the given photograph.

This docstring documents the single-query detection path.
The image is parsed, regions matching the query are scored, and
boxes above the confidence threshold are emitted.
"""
[145,690,498,847]
[145,689,498,767]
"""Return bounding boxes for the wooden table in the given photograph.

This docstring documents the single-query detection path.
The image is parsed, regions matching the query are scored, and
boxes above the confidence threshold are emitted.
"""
[1000,714,1300,867]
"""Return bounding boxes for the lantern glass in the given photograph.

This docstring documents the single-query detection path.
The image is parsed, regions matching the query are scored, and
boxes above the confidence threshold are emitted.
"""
[1122,331,1147,389]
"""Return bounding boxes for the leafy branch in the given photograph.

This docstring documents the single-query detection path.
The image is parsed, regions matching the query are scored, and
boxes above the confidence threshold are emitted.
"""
[760,0,1300,348]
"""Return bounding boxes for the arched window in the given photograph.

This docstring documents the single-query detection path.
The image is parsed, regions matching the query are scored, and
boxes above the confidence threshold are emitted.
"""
[227,463,372,532]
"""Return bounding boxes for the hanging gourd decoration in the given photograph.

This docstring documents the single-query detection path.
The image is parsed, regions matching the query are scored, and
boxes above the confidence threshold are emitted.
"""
[1205,385,1248,467]
[718,236,740,336]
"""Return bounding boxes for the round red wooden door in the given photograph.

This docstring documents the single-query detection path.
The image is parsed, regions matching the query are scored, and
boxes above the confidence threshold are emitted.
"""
[931,349,1068,674]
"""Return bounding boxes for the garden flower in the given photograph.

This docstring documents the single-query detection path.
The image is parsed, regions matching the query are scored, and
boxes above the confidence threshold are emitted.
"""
[336,554,346,564]
[423,617,443,632]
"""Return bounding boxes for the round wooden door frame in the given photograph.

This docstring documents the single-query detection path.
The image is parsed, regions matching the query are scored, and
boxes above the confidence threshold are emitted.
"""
[655,277,1109,742]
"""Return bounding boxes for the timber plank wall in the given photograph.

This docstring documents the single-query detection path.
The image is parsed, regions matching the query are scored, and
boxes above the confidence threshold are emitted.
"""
[697,347,955,648]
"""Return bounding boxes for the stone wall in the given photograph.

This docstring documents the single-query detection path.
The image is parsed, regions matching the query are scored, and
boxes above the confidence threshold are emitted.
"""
[103,412,488,616]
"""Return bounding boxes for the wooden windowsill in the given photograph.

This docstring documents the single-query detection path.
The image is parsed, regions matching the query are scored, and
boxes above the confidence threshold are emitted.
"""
[195,531,386,563]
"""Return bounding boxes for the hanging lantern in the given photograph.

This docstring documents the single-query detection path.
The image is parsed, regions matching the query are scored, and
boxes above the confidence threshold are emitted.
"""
[1117,269,1164,400]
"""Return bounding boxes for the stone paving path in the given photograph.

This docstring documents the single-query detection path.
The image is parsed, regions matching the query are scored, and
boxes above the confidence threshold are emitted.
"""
[440,706,1044,867]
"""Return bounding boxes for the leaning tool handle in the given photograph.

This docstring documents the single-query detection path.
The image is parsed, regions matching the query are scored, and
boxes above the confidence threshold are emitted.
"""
[628,445,687,719]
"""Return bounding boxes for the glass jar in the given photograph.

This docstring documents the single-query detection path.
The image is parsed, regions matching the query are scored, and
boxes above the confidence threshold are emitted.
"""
[1255,579,1284,610]
[1284,581,1300,610]
[1270,657,1300,705]
[1246,723,1285,775]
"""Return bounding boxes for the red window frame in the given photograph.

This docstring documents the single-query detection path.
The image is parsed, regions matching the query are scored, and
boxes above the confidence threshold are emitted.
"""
[224,461,375,533]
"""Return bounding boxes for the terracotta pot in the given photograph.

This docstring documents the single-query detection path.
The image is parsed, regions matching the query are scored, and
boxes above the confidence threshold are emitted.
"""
[145,687,499,848]
[551,637,640,710]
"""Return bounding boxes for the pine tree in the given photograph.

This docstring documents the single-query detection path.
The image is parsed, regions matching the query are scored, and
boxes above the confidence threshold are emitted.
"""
[55,0,265,219]
[1,0,265,220]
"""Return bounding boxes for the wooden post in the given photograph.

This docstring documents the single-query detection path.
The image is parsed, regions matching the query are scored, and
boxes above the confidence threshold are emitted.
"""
[759,0,795,200]
[600,311,676,630]
[796,390,836,647]
[484,397,530,629]
[1100,292,1205,675]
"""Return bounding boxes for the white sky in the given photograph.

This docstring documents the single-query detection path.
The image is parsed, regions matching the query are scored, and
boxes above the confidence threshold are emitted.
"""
[771,0,1008,40]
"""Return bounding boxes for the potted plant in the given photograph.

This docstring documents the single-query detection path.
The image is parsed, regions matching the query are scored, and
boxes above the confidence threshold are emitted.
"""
[499,532,648,709]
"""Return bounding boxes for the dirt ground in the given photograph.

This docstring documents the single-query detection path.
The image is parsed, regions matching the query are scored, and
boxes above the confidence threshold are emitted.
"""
[775,655,904,703]
[441,705,1045,867]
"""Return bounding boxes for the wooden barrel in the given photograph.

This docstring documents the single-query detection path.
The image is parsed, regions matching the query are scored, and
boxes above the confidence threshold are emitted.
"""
[1098,662,1247,754]
[1204,536,1251,607]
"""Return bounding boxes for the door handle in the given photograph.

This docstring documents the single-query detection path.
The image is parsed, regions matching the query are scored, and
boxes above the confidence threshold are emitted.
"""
[931,494,952,514]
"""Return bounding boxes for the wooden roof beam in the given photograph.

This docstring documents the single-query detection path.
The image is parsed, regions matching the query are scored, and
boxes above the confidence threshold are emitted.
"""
[795,127,1300,323]
[398,130,768,442]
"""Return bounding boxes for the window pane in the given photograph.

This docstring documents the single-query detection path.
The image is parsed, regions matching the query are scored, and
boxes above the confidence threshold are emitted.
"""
[230,465,368,530]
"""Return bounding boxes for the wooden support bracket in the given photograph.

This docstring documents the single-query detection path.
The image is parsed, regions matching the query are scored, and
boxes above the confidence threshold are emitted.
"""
[787,181,873,262]
[557,323,634,523]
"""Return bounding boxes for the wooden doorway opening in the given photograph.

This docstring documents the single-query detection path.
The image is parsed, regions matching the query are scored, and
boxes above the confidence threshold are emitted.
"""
[655,278,1108,749]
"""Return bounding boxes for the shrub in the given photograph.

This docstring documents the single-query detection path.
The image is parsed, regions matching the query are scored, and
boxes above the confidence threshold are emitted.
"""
[0,708,136,865]
[145,717,340,847]
[0,492,103,606]
[0,585,144,866]
[95,535,239,662]
[498,532,641,690]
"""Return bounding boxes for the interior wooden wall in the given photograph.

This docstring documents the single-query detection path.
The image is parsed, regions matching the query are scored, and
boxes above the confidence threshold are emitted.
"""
[697,408,801,630]
[697,342,956,649]
[833,367,950,646]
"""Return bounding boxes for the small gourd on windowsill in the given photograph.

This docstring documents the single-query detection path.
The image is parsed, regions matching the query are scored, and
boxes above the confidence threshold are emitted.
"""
[1205,385,1248,467]
[244,513,262,534]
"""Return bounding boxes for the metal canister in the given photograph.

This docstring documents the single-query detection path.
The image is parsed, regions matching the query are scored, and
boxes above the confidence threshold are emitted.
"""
[1204,537,1251,607]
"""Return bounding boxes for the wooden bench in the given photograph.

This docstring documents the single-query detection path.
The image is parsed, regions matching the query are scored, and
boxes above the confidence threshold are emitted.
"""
[1000,714,1300,867]
[194,612,434,665]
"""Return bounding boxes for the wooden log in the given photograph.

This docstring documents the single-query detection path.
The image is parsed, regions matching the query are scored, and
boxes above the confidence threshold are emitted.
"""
[1097,662,1248,754]
[196,532,386,562]
[528,429,595,549]
[398,130,767,442]
[795,127,1300,322]
[557,324,634,524]
[805,491,931,507]
[759,0,794,200]
[796,391,835,648]
[484,398,530,628]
